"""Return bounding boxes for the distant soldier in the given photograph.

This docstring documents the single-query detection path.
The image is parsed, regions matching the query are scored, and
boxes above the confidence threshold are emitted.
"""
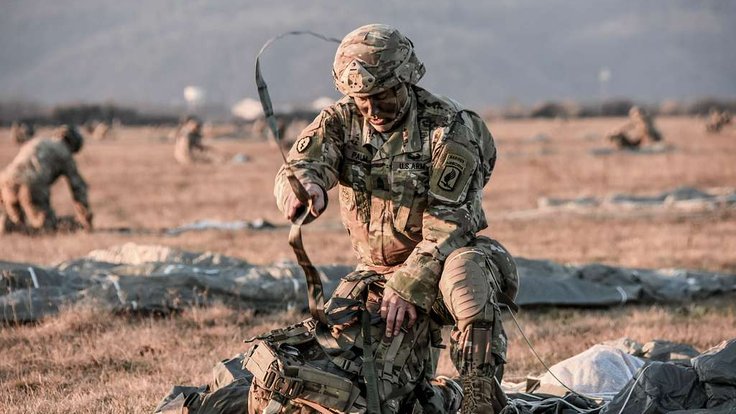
[174,115,211,164]
[9,121,35,145]
[706,108,732,134]
[0,125,92,234]
[91,120,113,141]
[607,106,663,149]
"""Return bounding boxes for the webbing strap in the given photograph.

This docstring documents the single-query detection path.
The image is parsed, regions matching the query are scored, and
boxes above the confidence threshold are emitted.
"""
[255,31,340,326]
[361,290,382,414]
[288,213,328,325]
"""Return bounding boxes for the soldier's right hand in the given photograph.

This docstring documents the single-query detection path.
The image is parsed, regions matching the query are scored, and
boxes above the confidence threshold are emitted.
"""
[285,183,325,222]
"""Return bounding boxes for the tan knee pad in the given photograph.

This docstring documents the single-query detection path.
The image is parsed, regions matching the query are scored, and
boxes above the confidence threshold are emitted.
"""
[439,247,498,329]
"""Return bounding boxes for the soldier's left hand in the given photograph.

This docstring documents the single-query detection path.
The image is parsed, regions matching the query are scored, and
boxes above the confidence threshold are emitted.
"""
[380,287,417,338]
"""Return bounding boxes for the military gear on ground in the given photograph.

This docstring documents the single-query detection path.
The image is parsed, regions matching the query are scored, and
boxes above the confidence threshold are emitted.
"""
[333,24,425,97]
[243,270,462,413]
[0,136,90,233]
[155,354,252,414]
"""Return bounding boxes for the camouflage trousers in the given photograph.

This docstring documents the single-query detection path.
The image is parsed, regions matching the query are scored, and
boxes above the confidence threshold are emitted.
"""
[434,236,518,414]
[244,271,462,414]
[0,180,56,233]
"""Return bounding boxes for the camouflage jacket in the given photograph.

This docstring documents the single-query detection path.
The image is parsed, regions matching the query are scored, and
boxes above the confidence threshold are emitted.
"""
[275,86,496,311]
[0,137,89,208]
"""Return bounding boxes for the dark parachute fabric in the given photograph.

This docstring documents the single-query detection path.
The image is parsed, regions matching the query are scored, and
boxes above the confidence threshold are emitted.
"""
[3,243,736,323]
[155,355,252,414]
[602,339,736,414]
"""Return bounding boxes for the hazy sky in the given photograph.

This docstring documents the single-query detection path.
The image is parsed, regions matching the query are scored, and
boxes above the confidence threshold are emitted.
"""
[1,0,734,108]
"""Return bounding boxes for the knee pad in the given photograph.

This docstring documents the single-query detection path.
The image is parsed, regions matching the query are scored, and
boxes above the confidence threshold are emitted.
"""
[439,247,499,330]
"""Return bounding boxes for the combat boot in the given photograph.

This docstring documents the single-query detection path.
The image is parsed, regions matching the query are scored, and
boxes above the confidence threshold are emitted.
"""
[460,373,507,414]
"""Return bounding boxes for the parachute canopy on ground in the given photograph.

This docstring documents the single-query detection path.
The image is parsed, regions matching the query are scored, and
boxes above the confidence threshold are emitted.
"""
[2,243,735,323]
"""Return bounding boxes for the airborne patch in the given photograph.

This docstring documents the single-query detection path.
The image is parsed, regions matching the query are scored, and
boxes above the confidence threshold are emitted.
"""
[296,136,312,153]
[438,154,465,191]
[429,143,477,203]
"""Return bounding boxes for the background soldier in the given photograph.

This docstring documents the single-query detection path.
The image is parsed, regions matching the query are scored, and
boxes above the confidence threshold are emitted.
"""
[174,115,211,164]
[274,24,518,413]
[607,105,663,149]
[9,121,35,145]
[706,108,732,133]
[0,125,92,234]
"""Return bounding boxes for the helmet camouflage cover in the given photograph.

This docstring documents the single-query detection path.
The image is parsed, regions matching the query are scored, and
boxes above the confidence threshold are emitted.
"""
[333,24,425,97]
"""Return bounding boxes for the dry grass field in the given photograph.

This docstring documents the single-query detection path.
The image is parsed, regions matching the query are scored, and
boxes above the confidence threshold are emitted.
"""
[1,116,736,413]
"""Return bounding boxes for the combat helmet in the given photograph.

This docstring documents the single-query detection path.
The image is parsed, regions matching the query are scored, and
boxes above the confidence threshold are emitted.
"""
[333,24,425,97]
[56,124,84,153]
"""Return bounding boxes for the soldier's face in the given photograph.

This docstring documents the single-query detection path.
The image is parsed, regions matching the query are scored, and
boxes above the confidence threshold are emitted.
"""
[354,84,408,131]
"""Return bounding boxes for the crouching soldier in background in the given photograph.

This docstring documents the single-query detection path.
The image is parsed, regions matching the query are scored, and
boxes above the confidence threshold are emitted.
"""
[174,115,216,165]
[706,108,732,134]
[0,125,93,234]
[9,121,35,145]
[606,106,663,149]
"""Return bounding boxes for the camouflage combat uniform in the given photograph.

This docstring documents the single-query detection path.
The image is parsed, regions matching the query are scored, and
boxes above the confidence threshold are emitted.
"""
[272,23,519,414]
[0,126,91,233]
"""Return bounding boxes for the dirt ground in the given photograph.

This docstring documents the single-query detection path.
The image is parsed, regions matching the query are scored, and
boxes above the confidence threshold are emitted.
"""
[1,116,735,413]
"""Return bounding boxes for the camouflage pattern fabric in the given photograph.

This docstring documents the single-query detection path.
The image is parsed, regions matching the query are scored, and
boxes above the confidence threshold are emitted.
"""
[244,271,462,414]
[0,137,91,233]
[274,85,497,312]
[333,24,425,97]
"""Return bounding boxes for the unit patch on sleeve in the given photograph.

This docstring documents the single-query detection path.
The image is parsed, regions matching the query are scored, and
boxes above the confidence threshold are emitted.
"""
[429,143,477,203]
[296,136,312,153]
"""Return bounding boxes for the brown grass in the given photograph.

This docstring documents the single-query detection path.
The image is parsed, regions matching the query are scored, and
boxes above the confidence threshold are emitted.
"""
[1,117,735,412]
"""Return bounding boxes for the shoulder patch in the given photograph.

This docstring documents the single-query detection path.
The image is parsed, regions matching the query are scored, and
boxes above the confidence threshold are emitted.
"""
[429,141,477,203]
[296,136,312,153]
